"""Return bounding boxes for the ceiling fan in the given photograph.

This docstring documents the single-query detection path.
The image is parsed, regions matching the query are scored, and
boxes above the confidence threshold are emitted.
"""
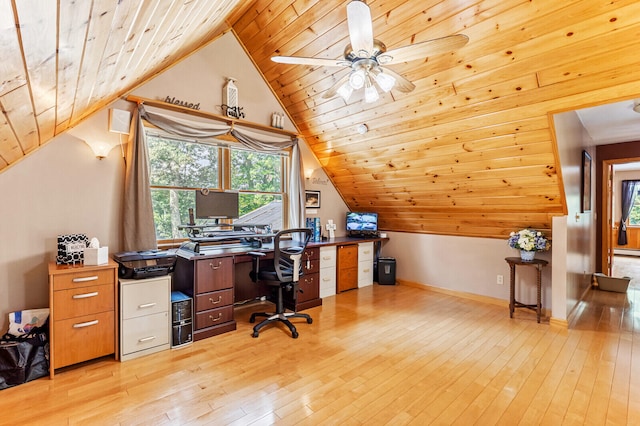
[271,0,469,103]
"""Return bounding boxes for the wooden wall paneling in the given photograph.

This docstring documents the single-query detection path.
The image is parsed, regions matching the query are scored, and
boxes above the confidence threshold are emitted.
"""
[14,0,56,126]
[0,1,27,98]
[125,1,190,80]
[0,114,24,165]
[69,0,117,125]
[1,86,39,154]
[56,0,92,133]
[86,1,153,107]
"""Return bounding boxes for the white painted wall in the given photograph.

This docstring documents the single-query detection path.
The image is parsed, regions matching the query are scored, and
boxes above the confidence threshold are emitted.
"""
[0,134,124,332]
[552,110,596,320]
[0,31,347,333]
[382,232,552,308]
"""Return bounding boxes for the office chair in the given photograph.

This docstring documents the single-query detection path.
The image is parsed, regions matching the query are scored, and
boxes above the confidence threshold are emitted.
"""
[248,228,313,338]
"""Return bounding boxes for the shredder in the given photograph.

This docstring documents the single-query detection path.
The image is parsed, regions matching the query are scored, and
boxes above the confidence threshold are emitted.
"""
[377,257,396,285]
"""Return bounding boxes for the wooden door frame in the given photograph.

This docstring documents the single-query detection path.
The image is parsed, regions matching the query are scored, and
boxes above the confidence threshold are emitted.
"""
[595,142,640,272]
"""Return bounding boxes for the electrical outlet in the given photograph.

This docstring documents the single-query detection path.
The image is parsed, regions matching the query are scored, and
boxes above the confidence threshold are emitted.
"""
[497,275,504,285]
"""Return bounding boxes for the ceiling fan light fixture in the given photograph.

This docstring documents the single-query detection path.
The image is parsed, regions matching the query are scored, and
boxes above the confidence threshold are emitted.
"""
[375,71,396,92]
[337,81,354,102]
[364,83,379,103]
[349,69,366,89]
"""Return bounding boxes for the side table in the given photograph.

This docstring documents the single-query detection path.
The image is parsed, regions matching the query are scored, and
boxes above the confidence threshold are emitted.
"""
[505,257,548,323]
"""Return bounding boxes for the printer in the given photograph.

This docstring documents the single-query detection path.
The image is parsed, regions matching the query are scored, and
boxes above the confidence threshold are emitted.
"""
[113,250,177,279]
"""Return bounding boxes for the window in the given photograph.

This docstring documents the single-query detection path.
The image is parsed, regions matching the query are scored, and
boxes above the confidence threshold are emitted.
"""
[629,191,640,226]
[147,133,287,242]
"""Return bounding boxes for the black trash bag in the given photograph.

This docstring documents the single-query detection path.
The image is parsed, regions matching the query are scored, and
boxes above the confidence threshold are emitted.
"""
[0,322,49,390]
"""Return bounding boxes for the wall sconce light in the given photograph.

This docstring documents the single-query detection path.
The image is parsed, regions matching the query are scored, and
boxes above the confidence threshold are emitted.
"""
[305,168,314,180]
[85,141,115,159]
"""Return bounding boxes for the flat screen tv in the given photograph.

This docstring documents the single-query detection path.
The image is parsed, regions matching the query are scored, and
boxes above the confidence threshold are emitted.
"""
[195,190,239,219]
[346,212,378,233]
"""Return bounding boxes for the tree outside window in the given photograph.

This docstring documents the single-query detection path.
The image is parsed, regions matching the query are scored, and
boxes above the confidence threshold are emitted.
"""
[147,133,286,242]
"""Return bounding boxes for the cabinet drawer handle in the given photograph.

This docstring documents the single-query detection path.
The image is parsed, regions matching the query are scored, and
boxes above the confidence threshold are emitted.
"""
[363,250,371,254]
[209,313,222,322]
[209,261,222,270]
[209,296,222,305]
[363,268,370,273]
[138,336,156,343]
[72,291,98,299]
[322,277,331,282]
[138,303,156,309]
[72,275,98,283]
[73,320,99,328]
[322,256,332,260]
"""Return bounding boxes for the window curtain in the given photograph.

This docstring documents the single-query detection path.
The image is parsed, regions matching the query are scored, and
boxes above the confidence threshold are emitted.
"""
[617,180,640,245]
[122,107,157,251]
[122,104,305,249]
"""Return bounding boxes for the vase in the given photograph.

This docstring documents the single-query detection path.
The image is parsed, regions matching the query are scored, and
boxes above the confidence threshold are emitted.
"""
[520,250,535,261]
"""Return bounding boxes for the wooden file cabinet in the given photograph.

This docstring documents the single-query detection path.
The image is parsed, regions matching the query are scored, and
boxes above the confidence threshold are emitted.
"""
[48,261,118,378]
[337,244,358,292]
[193,256,236,340]
[120,276,170,361]
[287,247,321,311]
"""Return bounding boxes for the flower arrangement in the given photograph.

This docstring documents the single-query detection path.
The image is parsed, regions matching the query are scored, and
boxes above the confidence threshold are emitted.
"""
[508,229,550,252]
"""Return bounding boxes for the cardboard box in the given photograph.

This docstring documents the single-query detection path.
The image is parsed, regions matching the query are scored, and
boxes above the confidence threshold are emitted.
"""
[84,246,109,265]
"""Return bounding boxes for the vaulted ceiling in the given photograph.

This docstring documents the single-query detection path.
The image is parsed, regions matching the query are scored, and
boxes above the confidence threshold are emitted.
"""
[2,0,640,239]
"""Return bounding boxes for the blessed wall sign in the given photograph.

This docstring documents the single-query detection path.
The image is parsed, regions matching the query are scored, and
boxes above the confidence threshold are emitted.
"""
[164,96,201,110]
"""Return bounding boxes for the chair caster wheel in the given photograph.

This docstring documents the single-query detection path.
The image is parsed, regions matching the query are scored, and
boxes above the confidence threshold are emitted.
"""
[252,331,259,338]
[292,331,299,338]
[307,318,313,324]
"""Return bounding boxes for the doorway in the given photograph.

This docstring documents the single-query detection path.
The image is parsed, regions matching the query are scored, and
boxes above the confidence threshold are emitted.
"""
[602,160,640,278]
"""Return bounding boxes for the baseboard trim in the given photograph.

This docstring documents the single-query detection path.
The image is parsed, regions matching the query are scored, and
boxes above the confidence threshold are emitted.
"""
[397,279,507,308]
[549,317,569,330]
[396,278,553,320]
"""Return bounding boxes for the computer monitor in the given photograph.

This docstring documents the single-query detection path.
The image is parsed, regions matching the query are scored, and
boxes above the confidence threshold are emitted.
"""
[195,190,239,219]
[346,212,378,233]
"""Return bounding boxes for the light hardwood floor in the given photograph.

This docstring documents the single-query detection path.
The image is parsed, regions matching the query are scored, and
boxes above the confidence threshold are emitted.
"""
[1,282,638,425]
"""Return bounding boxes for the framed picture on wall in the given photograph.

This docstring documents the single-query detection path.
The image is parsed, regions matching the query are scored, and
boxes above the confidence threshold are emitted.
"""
[581,150,592,213]
[305,190,321,208]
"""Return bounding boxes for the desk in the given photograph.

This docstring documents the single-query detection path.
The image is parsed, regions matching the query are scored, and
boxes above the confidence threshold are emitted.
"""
[505,257,548,323]
[173,236,386,341]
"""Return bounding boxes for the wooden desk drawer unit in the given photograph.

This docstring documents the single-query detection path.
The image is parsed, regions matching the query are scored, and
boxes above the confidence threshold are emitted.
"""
[120,275,171,361]
[195,288,234,312]
[193,256,236,340]
[337,244,358,292]
[53,311,115,369]
[48,261,118,378]
[53,284,114,320]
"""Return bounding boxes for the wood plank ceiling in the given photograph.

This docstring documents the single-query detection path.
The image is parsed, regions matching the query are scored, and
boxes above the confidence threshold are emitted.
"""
[229,0,640,239]
[2,0,640,239]
[0,0,241,166]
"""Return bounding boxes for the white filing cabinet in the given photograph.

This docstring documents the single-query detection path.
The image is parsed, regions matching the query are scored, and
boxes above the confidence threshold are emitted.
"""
[358,242,374,288]
[319,246,337,298]
[120,275,171,361]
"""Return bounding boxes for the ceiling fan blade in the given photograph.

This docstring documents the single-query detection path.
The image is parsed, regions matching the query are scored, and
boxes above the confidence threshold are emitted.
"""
[271,56,348,67]
[323,72,350,99]
[347,0,374,56]
[378,34,469,65]
[379,67,415,93]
